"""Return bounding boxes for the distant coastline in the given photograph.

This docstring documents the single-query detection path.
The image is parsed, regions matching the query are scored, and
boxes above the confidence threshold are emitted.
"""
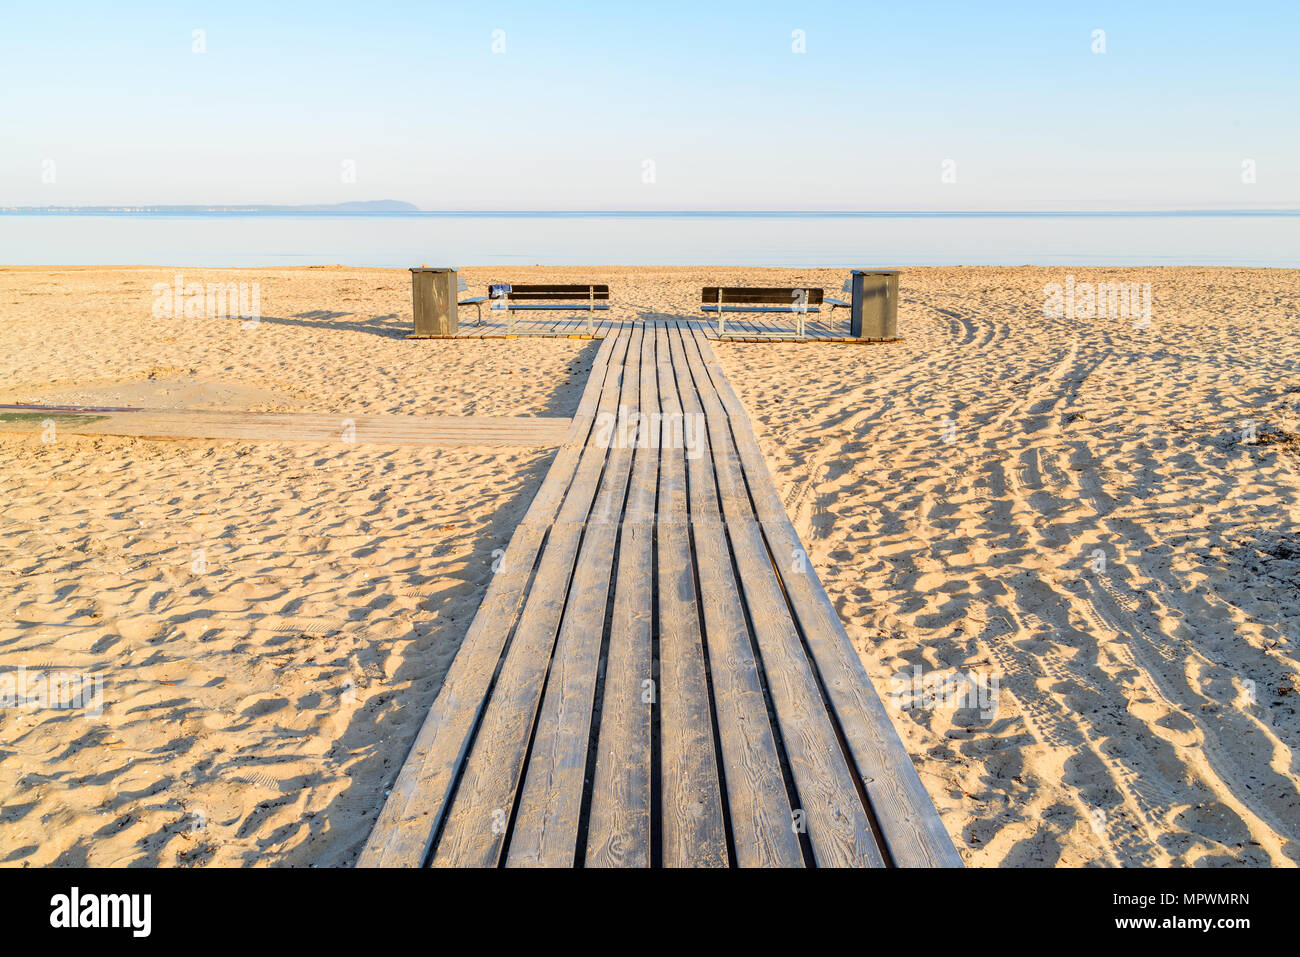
[0,200,420,214]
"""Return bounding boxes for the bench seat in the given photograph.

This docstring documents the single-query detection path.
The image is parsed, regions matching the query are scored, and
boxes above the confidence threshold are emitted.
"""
[458,296,489,324]
[455,276,490,324]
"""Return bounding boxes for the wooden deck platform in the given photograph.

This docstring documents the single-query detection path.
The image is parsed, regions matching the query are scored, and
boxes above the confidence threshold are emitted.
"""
[360,321,957,867]
[444,314,886,343]
[0,406,570,448]
[701,319,900,344]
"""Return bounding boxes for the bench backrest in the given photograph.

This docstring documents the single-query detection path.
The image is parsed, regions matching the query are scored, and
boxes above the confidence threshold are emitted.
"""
[495,283,610,301]
[701,286,825,305]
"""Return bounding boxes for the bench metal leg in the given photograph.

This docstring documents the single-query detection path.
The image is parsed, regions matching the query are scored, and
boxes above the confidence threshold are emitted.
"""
[588,286,594,335]
[717,288,724,336]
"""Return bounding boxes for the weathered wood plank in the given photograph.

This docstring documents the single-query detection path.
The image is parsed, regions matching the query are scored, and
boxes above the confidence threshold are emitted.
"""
[685,328,961,868]
[676,329,882,867]
[506,326,644,866]
[654,325,728,867]
[667,324,804,868]
[0,408,573,447]
[715,464,884,865]
[357,333,625,868]
[701,287,825,305]
[504,284,611,300]
[429,330,633,867]
[584,324,659,867]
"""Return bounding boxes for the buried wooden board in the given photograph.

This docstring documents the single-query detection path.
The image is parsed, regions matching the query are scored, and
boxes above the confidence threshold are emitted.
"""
[0,406,572,447]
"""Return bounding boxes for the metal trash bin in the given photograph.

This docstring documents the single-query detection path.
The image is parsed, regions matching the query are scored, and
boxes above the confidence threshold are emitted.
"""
[850,269,899,339]
[410,267,458,337]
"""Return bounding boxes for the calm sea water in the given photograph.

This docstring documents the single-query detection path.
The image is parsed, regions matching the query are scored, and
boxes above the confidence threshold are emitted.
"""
[1,212,1296,268]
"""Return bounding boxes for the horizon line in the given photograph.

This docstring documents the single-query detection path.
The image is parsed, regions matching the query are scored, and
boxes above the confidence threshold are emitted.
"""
[4,206,1300,217]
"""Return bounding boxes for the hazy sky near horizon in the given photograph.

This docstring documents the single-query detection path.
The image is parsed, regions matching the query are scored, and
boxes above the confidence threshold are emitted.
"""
[2,1,1297,209]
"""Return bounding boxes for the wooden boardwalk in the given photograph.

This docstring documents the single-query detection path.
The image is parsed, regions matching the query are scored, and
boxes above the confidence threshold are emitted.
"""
[0,406,570,448]
[360,321,958,867]
[448,314,882,343]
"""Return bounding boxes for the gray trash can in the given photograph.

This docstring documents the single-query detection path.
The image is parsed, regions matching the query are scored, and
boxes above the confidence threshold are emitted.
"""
[850,269,899,339]
[410,267,458,338]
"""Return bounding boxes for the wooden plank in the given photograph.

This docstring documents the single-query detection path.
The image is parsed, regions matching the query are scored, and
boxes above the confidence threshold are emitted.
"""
[685,328,961,868]
[429,330,633,867]
[506,284,611,299]
[356,332,625,868]
[0,408,573,447]
[5,417,569,434]
[585,324,659,867]
[653,325,728,867]
[675,329,883,867]
[701,287,825,305]
[429,518,584,867]
[667,325,804,867]
[505,325,644,866]
[713,315,742,339]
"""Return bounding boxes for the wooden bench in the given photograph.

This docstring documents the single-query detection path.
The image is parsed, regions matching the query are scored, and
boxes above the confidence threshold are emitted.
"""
[490,283,610,334]
[827,277,854,317]
[701,286,845,337]
[457,276,489,325]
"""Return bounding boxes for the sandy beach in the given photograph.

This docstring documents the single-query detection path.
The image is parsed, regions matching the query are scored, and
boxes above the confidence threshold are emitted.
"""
[2,264,1298,867]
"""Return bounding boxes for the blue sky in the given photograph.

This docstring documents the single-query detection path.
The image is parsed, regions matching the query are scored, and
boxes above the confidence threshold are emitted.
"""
[2,1,1297,209]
